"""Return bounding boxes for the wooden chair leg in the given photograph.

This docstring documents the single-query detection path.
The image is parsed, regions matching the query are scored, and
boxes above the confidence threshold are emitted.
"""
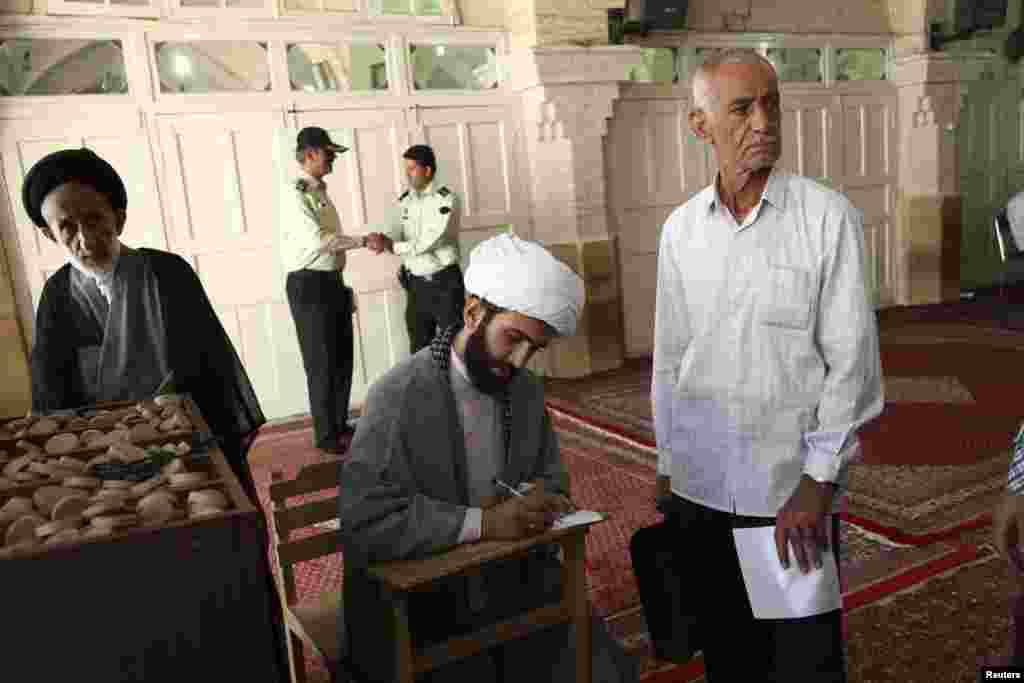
[561,532,592,683]
[286,630,308,683]
[391,594,415,683]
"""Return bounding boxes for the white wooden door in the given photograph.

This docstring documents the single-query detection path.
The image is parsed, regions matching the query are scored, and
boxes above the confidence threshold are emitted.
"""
[411,104,530,240]
[781,90,898,307]
[153,110,301,419]
[835,92,898,307]
[0,112,168,348]
[605,90,705,358]
[778,93,838,187]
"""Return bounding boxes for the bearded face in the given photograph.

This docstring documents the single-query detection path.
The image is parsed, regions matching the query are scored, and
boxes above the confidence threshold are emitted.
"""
[462,309,518,396]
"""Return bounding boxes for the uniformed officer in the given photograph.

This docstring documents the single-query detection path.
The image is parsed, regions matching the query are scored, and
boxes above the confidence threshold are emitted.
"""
[366,145,464,354]
[282,126,367,456]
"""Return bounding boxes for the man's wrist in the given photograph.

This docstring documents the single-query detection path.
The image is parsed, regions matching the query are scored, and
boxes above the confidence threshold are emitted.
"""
[803,473,837,494]
[458,507,483,544]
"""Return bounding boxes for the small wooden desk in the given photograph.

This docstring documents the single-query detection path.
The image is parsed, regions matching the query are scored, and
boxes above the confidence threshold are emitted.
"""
[365,517,605,683]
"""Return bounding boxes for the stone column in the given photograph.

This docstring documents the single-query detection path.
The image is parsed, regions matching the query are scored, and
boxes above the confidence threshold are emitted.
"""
[891,53,962,305]
[0,238,31,417]
[507,46,642,378]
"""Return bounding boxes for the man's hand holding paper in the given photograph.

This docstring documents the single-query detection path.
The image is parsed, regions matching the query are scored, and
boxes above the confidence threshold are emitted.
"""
[774,474,836,573]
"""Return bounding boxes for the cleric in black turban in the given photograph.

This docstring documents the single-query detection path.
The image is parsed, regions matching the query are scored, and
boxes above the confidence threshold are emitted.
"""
[22,147,266,500]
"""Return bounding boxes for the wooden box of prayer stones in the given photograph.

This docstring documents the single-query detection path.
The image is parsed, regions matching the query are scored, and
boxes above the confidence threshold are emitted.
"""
[0,397,285,682]
[0,396,247,555]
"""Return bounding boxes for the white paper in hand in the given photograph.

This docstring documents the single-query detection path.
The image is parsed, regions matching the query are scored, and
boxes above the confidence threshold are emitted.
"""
[552,510,605,530]
[731,523,841,619]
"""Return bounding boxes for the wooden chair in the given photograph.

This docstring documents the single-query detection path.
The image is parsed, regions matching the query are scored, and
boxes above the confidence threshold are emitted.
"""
[269,457,605,683]
[349,519,604,683]
[268,458,350,683]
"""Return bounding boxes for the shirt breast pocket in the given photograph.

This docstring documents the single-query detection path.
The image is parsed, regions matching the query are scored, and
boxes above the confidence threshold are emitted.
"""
[760,264,814,331]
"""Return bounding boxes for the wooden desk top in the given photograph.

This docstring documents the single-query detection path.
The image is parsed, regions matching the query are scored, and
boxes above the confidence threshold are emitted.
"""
[368,517,606,592]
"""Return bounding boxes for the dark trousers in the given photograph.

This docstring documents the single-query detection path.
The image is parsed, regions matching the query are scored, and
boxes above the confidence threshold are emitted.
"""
[286,269,354,450]
[633,496,845,682]
[402,264,465,354]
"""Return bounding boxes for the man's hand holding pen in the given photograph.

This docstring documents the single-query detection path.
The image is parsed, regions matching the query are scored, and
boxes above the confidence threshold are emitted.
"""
[481,478,576,541]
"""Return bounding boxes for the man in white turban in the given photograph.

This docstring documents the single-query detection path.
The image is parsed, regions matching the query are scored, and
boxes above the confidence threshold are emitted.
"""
[335,234,637,683]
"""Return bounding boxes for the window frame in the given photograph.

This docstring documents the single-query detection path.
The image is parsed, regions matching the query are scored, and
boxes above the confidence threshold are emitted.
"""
[0,25,144,109]
[284,39,396,96]
[403,35,504,96]
[145,28,283,104]
[46,0,161,19]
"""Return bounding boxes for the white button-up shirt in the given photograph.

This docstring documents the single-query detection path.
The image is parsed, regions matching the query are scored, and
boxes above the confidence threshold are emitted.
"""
[1007,190,1024,248]
[281,170,361,273]
[652,169,883,517]
[380,182,460,277]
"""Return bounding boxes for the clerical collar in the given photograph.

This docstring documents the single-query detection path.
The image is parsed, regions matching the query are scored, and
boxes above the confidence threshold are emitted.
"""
[69,244,125,302]
[450,347,471,385]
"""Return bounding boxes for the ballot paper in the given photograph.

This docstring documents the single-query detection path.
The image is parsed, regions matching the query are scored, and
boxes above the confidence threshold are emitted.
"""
[731,524,841,619]
[552,510,605,530]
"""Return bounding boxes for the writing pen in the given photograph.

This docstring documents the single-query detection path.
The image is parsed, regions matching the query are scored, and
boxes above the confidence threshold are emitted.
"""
[493,478,524,497]
[494,478,578,513]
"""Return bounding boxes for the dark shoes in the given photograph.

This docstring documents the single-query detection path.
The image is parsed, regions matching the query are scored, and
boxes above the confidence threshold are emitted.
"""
[318,427,356,458]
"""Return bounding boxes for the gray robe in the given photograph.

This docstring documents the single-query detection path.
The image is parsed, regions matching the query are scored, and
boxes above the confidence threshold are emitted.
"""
[337,346,638,683]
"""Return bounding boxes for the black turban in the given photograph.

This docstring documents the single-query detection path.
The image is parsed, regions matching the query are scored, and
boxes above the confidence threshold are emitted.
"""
[21,148,127,230]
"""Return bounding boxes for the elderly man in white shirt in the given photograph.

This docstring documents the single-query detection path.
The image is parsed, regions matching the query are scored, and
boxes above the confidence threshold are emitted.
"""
[282,126,366,456]
[649,48,883,680]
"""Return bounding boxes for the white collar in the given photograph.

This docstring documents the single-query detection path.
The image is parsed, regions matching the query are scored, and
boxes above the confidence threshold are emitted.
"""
[298,169,325,190]
[450,347,471,384]
[69,245,122,302]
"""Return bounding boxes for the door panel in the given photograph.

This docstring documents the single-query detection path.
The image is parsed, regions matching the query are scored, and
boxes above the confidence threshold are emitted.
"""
[154,111,302,419]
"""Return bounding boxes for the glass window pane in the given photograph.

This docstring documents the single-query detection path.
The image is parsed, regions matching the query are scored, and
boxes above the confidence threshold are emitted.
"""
[410,44,498,91]
[629,47,677,83]
[381,0,409,14]
[836,48,887,81]
[414,0,441,15]
[288,43,389,92]
[155,41,270,93]
[0,39,128,96]
[765,47,822,82]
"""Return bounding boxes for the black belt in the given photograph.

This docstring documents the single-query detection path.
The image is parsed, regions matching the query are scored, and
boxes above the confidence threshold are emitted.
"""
[660,494,781,529]
[406,263,459,282]
[290,268,344,282]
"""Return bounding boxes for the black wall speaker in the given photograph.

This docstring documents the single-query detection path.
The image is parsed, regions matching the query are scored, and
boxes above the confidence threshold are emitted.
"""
[625,0,689,31]
[956,0,1009,32]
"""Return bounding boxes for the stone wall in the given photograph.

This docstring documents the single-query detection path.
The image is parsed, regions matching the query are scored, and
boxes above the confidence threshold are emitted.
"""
[0,234,31,417]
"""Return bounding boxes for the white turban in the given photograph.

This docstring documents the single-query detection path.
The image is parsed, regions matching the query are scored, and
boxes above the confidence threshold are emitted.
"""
[464,233,585,337]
